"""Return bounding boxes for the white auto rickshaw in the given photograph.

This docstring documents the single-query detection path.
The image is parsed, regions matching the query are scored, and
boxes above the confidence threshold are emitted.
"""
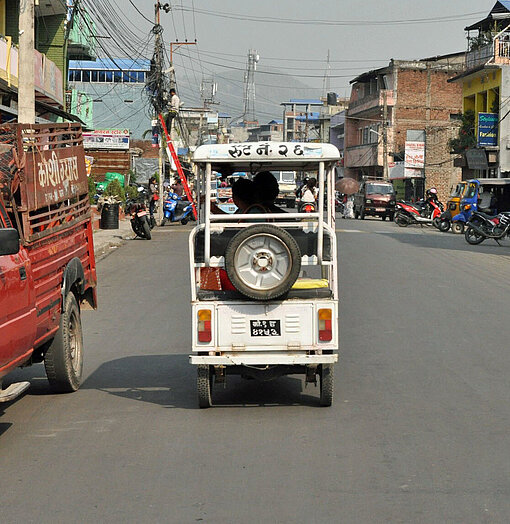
[189,142,340,407]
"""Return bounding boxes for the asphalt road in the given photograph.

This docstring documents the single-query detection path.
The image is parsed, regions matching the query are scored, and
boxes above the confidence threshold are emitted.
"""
[2,218,510,523]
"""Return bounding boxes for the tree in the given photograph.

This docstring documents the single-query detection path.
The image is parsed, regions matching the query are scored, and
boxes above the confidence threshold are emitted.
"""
[448,110,476,154]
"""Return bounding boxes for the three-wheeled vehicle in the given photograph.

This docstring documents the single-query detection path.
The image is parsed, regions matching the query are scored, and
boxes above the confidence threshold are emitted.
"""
[189,142,340,407]
[438,181,468,232]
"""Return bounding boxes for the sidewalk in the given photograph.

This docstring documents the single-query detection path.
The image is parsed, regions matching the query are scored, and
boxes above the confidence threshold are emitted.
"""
[92,219,134,261]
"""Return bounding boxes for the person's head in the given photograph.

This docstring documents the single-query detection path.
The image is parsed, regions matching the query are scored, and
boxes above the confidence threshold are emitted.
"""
[232,178,257,212]
[149,176,156,184]
[174,177,181,185]
[170,88,176,96]
[307,177,317,189]
[253,171,279,203]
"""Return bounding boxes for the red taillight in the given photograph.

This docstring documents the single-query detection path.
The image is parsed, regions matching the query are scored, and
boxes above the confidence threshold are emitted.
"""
[198,310,212,342]
[318,309,332,341]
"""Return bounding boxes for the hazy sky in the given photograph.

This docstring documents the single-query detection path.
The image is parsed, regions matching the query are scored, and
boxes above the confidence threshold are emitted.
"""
[120,1,496,113]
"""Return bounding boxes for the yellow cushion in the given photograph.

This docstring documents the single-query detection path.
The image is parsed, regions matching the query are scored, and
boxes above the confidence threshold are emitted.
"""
[292,278,329,289]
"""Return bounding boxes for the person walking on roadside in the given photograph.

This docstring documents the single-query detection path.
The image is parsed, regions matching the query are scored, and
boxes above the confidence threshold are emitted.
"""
[148,176,158,226]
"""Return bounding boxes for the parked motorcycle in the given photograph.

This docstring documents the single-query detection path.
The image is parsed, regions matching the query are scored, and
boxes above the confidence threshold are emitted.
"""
[160,192,195,226]
[394,189,444,227]
[126,187,151,240]
[464,210,510,245]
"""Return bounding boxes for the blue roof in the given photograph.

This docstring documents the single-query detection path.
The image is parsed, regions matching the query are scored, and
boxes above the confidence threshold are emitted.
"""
[268,119,283,125]
[295,112,320,122]
[69,58,151,71]
[500,1,510,10]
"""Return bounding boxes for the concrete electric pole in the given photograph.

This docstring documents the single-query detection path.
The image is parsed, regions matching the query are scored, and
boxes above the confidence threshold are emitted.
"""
[18,0,35,124]
[382,90,389,180]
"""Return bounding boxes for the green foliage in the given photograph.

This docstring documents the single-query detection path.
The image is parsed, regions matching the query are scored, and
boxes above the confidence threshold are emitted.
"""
[125,185,139,201]
[448,110,477,154]
[88,175,96,204]
[104,178,126,202]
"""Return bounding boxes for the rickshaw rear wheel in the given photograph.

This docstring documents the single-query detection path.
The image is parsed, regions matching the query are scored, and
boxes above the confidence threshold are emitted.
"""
[225,224,301,300]
[319,364,334,407]
[197,365,213,408]
[452,221,465,234]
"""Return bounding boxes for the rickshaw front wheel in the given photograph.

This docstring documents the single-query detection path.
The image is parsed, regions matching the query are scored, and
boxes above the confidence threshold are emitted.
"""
[197,365,213,408]
[438,219,450,232]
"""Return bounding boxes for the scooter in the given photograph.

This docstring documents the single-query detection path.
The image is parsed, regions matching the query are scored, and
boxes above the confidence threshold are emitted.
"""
[394,198,443,227]
[160,191,194,226]
[126,186,151,240]
[464,210,510,245]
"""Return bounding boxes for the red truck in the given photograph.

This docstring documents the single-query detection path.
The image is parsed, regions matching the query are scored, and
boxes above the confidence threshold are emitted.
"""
[0,122,97,402]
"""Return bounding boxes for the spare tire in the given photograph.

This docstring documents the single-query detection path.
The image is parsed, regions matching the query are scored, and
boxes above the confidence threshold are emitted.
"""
[225,224,301,300]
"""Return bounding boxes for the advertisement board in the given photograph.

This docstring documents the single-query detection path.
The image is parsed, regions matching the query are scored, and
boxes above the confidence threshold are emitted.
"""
[478,112,498,147]
[83,129,130,150]
[404,141,425,169]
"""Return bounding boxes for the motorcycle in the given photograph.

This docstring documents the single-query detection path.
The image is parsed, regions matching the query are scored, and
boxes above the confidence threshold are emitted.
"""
[126,186,151,240]
[394,195,444,228]
[299,201,317,213]
[464,210,510,245]
[160,191,195,226]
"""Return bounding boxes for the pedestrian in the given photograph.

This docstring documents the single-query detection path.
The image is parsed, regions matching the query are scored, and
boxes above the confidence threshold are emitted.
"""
[148,176,158,225]
[253,171,285,213]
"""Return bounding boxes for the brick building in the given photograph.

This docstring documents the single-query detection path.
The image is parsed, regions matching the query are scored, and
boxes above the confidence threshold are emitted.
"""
[345,54,465,202]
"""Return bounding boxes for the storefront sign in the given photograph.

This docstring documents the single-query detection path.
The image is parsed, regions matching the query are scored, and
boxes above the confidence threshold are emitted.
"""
[466,148,488,170]
[478,112,498,147]
[404,141,425,168]
[83,129,130,150]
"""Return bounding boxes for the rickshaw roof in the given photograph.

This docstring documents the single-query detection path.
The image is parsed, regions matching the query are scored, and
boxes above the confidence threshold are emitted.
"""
[193,141,340,170]
[477,178,510,186]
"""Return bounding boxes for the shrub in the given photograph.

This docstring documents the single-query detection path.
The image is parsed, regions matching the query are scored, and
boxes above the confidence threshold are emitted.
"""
[104,178,125,202]
[88,175,96,204]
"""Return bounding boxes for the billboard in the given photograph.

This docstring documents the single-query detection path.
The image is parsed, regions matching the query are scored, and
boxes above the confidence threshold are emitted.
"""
[478,112,498,147]
[83,129,130,150]
[404,141,425,169]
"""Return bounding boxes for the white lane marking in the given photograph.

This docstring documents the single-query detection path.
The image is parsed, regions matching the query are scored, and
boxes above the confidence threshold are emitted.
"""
[335,229,366,233]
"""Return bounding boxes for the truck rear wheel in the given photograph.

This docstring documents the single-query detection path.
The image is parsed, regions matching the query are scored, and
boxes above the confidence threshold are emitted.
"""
[44,293,83,393]
[197,365,213,408]
[319,364,334,407]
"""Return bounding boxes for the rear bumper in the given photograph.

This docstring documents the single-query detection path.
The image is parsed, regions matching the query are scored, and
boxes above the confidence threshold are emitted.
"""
[364,205,394,215]
[190,352,338,366]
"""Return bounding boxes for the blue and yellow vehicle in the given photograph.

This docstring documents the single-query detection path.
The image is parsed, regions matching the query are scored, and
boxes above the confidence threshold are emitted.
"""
[438,181,468,232]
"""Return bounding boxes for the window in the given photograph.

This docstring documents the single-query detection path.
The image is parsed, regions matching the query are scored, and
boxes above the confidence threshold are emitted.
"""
[82,70,90,82]
[99,70,106,82]
[114,71,122,83]
[105,71,113,82]
[363,127,369,144]
[69,70,81,82]
[91,70,98,82]
[137,71,145,82]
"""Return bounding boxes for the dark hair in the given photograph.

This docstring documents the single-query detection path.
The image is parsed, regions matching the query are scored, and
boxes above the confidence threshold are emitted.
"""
[232,178,257,206]
[306,177,317,189]
[170,88,176,94]
[253,171,278,202]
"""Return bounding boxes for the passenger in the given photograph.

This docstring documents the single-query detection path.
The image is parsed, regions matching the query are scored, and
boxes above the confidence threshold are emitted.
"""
[301,177,318,204]
[253,171,286,213]
[231,178,266,214]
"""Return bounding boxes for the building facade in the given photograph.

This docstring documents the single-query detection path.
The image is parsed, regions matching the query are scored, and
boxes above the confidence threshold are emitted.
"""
[345,55,464,203]
[68,58,151,139]
[449,1,510,179]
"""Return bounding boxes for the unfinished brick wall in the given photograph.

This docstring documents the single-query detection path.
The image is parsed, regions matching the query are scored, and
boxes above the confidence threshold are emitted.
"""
[424,125,462,204]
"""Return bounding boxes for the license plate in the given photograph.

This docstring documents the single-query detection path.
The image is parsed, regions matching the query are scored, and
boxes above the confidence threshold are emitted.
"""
[250,320,281,337]
[375,207,386,212]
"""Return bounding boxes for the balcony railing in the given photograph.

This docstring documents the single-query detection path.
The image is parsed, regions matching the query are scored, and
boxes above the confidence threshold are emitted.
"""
[466,32,510,69]
[0,35,63,106]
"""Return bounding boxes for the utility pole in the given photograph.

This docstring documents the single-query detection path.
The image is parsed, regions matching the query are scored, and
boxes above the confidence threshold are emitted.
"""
[152,1,170,222]
[382,90,388,180]
[18,0,35,124]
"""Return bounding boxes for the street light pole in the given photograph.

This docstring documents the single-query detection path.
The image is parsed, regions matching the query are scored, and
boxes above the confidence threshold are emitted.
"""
[382,90,388,180]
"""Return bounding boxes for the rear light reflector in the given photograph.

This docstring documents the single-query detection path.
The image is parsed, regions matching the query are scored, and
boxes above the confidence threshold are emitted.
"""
[318,308,332,341]
[198,309,212,342]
